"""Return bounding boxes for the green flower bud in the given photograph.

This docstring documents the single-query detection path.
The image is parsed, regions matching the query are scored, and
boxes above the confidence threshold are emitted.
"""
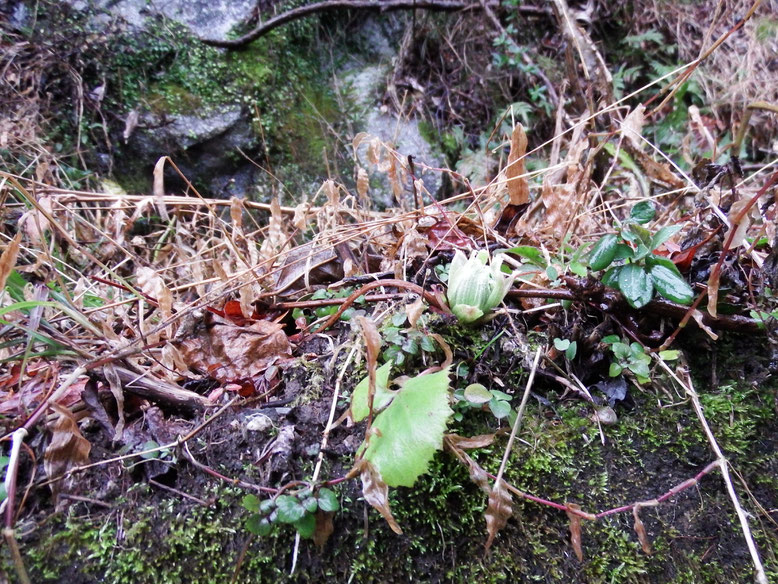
[446,250,515,324]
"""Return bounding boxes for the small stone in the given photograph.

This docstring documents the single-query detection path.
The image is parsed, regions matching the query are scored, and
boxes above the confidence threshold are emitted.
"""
[592,406,618,426]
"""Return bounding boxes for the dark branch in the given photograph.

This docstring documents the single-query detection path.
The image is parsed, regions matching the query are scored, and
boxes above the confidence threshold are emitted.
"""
[200,0,550,48]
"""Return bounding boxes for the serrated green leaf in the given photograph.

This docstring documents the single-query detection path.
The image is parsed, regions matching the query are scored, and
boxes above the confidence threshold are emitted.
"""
[588,234,619,271]
[650,224,683,251]
[350,361,394,422]
[362,368,452,488]
[294,513,316,539]
[317,488,340,512]
[275,495,306,524]
[649,264,694,304]
[489,399,512,419]
[630,201,656,224]
[618,264,654,308]
[259,499,276,514]
[241,494,260,513]
[464,383,492,404]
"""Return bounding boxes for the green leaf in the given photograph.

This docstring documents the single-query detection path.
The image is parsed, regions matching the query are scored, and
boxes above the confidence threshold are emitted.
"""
[602,335,620,345]
[317,488,340,512]
[275,495,306,524]
[618,264,654,308]
[294,513,316,539]
[609,363,623,377]
[613,244,635,260]
[602,265,622,288]
[650,224,683,251]
[553,338,571,351]
[301,497,319,514]
[464,383,492,404]
[503,246,546,267]
[630,201,656,224]
[588,234,619,271]
[241,494,260,513]
[350,361,394,422]
[648,263,694,304]
[246,515,273,536]
[489,399,512,419]
[658,350,680,361]
[565,341,577,361]
[569,260,588,277]
[546,265,559,281]
[362,368,452,487]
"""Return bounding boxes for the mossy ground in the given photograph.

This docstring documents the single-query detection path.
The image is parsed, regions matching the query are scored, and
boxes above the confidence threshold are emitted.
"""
[7,327,777,584]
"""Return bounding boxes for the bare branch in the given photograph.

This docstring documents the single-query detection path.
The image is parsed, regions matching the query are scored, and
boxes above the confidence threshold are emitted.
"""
[200,0,550,48]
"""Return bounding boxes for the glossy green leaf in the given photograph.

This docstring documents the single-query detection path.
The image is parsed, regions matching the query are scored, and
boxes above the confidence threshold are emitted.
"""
[588,234,619,271]
[503,246,546,267]
[350,361,394,422]
[630,201,656,224]
[602,265,622,288]
[275,495,306,524]
[649,264,694,304]
[650,224,683,251]
[618,264,654,308]
[362,368,452,487]
[317,488,340,512]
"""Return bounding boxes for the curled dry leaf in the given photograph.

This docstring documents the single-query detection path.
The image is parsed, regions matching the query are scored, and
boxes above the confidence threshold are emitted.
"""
[485,479,513,551]
[405,297,425,329]
[176,314,291,384]
[633,505,653,555]
[44,403,92,500]
[566,503,584,562]
[506,123,530,206]
[0,230,22,291]
[357,459,402,534]
[445,433,496,450]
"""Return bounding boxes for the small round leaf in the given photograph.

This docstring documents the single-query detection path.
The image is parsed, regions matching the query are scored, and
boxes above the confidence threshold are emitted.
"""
[464,383,492,404]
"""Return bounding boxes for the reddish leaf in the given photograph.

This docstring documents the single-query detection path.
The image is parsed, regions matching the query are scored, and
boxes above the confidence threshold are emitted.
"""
[485,479,513,551]
[566,503,584,562]
[445,433,496,450]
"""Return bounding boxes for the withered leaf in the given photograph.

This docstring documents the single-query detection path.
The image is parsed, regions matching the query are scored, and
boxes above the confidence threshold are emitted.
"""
[445,433,496,450]
[177,315,291,383]
[566,503,584,562]
[633,505,653,555]
[485,479,513,551]
[44,403,92,499]
[0,230,22,292]
[506,123,529,205]
[313,510,335,548]
[357,459,402,534]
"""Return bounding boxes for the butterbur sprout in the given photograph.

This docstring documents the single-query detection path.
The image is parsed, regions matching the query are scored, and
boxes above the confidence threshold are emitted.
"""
[446,250,516,324]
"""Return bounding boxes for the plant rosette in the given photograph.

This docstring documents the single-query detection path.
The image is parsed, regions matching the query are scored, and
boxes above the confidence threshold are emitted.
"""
[446,249,516,323]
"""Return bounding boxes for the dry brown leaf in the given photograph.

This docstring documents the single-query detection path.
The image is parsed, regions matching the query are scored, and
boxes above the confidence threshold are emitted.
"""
[313,510,335,548]
[445,433,497,450]
[0,230,22,292]
[506,123,529,205]
[152,157,170,222]
[260,197,287,261]
[230,196,244,232]
[566,503,584,562]
[633,505,653,555]
[405,297,425,329]
[136,266,173,319]
[622,104,646,151]
[358,459,402,534]
[356,166,370,200]
[177,315,291,383]
[102,363,126,441]
[20,196,53,245]
[707,265,722,318]
[44,403,92,500]
[485,479,513,551]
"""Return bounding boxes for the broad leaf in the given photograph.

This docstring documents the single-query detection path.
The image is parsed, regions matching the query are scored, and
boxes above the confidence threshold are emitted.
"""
[630,201,656,224]
[649,263,693,305]
[362,368,452,487]
[350,361,394,422]
[618,264,653,308]
[317,488,340,512]
[602,265,622,288]
[275,495,306,524]
[587,234,619,271]
[503,246,546,267]
[650,224,682,251]
[464,383,492,404]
